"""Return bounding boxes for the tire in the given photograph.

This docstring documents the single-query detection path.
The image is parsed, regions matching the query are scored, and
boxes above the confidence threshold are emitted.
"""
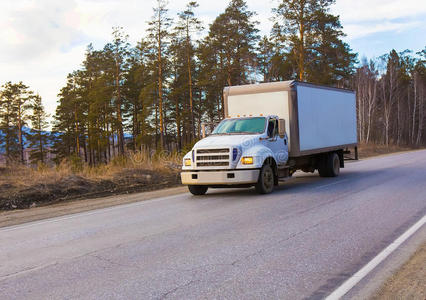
[318,154,329,177]
[255,163,275,194]
[329,152,340,177]
[188,185,208,195]
[318,152,340,177]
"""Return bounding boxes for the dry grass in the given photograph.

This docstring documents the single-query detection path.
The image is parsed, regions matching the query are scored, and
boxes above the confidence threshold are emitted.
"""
[373,242,426,299]
[357,143,418,159]
[77,150,182,181]
[0,150,183,210]
[0,150,182,188]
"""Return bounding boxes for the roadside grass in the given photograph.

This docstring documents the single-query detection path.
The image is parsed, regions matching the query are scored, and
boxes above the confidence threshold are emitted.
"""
[357,143,419,158]
[0,150,183,210]
[1,151,182,184]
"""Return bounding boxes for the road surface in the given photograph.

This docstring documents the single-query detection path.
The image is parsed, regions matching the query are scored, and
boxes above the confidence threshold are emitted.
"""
[1,150,425,299]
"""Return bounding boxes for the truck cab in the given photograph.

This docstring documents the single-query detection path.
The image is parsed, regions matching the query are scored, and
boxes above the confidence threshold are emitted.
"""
[181,115,289,195]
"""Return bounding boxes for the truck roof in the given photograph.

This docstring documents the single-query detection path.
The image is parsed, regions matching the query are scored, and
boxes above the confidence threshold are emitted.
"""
[223,80,355,97]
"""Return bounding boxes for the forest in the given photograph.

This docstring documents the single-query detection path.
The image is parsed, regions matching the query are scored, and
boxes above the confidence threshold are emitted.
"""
[0,0,425,167]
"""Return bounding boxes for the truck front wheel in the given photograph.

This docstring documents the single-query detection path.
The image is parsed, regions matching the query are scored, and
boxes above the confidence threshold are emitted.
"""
[188,185,208,195]
[255,164,275,194]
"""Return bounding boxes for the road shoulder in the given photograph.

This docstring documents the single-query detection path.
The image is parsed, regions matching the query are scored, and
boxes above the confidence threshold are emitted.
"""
[373,240,426,299]
[0,186,187,228]
[344,222,426,299]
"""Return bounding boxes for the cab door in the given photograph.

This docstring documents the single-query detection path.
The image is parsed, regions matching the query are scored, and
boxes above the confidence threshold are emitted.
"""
[266,117,289,166]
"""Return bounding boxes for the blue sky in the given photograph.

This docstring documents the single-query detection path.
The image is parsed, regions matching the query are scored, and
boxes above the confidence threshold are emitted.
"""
[349,19,426,60]
[0,0,425,121]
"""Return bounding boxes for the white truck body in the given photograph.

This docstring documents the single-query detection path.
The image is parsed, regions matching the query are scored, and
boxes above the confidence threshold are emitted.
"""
[181,81,357,194]
[224,81,357,156]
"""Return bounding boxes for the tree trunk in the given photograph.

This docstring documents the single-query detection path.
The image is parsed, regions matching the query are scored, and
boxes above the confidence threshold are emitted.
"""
[416,81,424,145]
[157,12,165,150]
[412,73,417,144]
[175,96,181,151]
[366,79,376,144]
[155,96,159,149]
[115,61,125,155]
[17,106,25,164]
[298,2,305,81]
[38,117,44,164]
[74,103,80,156]
[132,104,138,151]
[397,93,401,145]
[186,24,195,141]
[298,22,305,81]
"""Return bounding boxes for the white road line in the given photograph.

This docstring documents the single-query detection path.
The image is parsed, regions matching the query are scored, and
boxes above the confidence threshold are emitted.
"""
[326,214,426,300]
[0,193,185,233]
[315,179,348,189]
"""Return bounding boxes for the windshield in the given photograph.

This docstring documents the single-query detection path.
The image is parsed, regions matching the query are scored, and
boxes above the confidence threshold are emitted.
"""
[212,117,266,135]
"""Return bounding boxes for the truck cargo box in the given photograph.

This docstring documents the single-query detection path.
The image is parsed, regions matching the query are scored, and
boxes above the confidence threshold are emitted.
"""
[223,81,357,157]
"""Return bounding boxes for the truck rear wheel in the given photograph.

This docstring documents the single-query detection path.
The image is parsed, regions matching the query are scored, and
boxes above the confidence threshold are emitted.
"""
[318,152,340,177]
[188,185,208,195]
[255,164,274,194]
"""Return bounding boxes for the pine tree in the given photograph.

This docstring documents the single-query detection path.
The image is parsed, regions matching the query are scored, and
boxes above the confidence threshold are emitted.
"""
[200,0,259,117]
[0,83,20,164]
[307,8,356,86]
[28,94,50,164]
[197,38,224,124]
[175,1,203,142]
[53,74,81,160]
[123,42,154,151]
[0,82,34,164]
[257,35,295,81]
[86,47,116,163]
[104,27,131,155]
[272,0,356,84]
[169,35,188,150]
[257,36,275,82]
[146,0,172,150]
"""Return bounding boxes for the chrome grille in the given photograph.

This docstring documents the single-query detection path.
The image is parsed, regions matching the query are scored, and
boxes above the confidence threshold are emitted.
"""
[197,148,229,154]
[196,148,230,167]
[197,155,229,161]
[197,161,229,167]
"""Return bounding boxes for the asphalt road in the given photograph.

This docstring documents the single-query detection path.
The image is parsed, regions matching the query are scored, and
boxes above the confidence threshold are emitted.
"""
[1,150,425,299]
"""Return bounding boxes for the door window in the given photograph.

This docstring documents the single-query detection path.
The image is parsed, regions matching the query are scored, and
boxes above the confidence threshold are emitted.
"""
[267,119,277,138]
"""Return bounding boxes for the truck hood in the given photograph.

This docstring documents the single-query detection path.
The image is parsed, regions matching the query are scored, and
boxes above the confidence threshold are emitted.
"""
[193,134,261,149]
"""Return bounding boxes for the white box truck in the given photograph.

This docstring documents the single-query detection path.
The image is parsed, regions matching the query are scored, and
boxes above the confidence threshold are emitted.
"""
[181,81,358,195]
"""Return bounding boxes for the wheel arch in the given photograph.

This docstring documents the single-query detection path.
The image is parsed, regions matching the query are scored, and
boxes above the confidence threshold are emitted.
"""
[263,156,278,185]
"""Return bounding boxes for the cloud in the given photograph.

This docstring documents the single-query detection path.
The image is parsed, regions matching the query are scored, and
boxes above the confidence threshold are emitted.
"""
[332,0,426,41]
[343,20,421,40]
[332,0,426,23]
[0,0,87,62]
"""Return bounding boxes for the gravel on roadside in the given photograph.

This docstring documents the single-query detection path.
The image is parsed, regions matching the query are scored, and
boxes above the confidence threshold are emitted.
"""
[372,241,426,299]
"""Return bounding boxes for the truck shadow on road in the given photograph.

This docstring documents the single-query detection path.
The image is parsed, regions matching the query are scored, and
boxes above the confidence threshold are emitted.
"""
[201,168,392,198]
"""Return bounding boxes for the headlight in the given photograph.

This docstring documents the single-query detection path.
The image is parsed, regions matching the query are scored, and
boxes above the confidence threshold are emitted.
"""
[241,156,253,165]
[184,158,192,166]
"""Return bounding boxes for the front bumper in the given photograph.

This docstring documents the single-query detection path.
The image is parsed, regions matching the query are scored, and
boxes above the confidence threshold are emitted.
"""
[181,169,260,185]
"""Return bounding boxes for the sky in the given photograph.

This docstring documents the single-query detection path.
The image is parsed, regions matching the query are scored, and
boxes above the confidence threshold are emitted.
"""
[0,0,425,122]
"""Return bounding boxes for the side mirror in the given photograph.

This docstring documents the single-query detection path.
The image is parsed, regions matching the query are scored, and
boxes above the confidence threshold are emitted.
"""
[278,119,286,138]
[201,123,206,138]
